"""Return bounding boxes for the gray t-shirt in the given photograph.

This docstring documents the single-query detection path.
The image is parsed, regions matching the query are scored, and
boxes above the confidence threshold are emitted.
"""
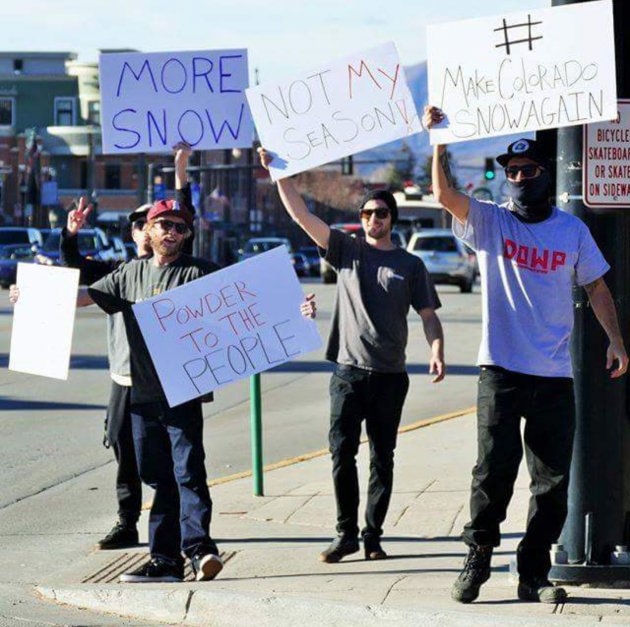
[454,199,610,378]
[88,255,219,404]
[324,229,441,373]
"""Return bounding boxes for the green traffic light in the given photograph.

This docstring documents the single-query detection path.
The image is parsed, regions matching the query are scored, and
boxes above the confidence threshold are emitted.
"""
[485,171,495,180]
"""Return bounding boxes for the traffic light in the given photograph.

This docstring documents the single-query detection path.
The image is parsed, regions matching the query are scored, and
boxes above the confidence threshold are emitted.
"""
[484,157,495,180]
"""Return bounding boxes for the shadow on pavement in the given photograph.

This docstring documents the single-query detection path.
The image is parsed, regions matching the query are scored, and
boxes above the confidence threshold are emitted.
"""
[0,353,109,370]
[215,535,524,544]
[0,398,106,411]
[271,362,479,375]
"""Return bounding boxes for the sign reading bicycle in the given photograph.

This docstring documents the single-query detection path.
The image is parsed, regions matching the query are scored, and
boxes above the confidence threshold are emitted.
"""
[584,100,630,208]
[99,49,254,154]
[427,1,617,145]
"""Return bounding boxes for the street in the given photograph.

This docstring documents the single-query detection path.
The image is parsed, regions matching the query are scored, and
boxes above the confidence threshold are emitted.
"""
[0,279,481,625]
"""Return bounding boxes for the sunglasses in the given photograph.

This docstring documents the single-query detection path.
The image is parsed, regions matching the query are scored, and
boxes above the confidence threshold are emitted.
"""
[505,165,544,180]
[154,219,189,235]
[360,208,390,220]
[132,219,146,230]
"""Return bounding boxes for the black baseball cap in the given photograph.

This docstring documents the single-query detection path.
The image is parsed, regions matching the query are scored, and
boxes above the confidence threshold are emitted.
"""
[128,203,152,223]
[496,138,550,169]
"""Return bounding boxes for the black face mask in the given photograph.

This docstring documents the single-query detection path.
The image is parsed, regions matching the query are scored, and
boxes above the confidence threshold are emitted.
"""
[507,169,552,223]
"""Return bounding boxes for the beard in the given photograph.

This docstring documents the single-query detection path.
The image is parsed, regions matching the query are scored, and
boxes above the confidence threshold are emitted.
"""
[366,224,390,240]
[150,231,186,257]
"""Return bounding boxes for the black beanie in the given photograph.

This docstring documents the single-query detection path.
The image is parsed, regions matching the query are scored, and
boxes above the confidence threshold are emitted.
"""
[358,189,398,225]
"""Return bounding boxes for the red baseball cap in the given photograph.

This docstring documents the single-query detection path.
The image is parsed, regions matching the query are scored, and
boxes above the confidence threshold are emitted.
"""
[147,199,194,226]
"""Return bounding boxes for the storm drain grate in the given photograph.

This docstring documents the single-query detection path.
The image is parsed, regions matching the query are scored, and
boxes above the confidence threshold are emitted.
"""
[82,551,236,584]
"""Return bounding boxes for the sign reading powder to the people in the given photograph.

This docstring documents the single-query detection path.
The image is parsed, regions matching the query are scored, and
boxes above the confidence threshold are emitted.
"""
[427,0,617,145]
[584,100,630,208]
[133,247,323,408]
[246,42,422,180]
[99,49,254,154]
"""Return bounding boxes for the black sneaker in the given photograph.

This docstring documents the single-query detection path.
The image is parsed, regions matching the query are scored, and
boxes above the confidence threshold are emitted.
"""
[119,557,184,583]
[191,551,224,581]
[319,536,360,563]
[364,535,387,560]
[96,521,139,550]
[451,546,493,603]
[518,578,567,604]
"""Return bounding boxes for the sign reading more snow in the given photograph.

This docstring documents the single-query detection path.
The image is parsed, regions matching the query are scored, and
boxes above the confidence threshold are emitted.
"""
[246,42,422,180]
[427,1,617,144]
[584,101,630,208]
[99,49,254,154]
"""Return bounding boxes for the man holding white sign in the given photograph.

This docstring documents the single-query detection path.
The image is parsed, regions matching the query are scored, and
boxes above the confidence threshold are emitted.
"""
[259,147,444,564]
[424,105,628,604]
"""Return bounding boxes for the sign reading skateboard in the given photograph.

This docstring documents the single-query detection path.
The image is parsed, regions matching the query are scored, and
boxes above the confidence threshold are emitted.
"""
[584,100,630,208]
[427,1,617,145]
[132,247,322,408]
[99,49,254,154]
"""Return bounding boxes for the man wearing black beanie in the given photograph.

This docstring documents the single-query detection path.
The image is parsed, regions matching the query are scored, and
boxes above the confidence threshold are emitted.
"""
[258,147,446,563]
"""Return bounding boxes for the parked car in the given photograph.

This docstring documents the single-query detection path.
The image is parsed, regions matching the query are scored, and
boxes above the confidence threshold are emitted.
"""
[407,229,476,293]
[0,227,44,251]
[238,237,293,262]
[291,253,310,277]
[0,244,37,288]
[299,246,321,277]
[320,223,363,284]
[390,229,408,249]
[35,228,110,267]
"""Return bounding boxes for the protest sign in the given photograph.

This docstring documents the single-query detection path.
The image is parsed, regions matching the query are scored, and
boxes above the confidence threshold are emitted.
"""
[99,49,254,154]
[584,100,630,208]
[9,264,80,380]
[132,247,323,407]
[427,0,617,145]
[246,42,422,180]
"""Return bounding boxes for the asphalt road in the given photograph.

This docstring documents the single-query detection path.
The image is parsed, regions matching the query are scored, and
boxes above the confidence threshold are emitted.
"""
[0,277,482,626]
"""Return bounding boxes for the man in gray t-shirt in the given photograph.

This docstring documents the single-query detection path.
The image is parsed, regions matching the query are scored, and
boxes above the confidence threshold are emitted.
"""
[259,147,445,564]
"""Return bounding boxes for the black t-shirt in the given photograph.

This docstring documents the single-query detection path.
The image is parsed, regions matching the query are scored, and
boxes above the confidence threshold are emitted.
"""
[324,229,441,373]
[88,254,220,404]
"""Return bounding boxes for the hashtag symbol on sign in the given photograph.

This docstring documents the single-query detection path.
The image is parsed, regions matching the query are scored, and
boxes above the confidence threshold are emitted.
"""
[494,15,543,56]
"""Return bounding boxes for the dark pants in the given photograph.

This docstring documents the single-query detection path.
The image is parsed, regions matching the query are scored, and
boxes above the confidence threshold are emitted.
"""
[106,382,142,526]
[131,400,217,564]
[329,364,409,539]
[463,366,575,580]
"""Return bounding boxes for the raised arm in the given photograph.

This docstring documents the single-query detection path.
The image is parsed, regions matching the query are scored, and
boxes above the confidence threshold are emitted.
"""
[423,106,470,225]
[584,277,628,378]
[258,148,330,249]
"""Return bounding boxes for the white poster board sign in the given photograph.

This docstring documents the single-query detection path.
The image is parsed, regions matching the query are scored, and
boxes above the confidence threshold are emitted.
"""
[427,0,617,145]
[246,42,422,181]
[99,49,254,154]
[9,264,80,380]
[133,247,322,407]
[584,100,630,208]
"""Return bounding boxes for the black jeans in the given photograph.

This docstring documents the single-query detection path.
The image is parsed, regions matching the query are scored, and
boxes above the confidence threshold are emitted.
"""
[329,364,409,539]
[107,382,142,525]
[463,366,575,580]
[131,400,217,564]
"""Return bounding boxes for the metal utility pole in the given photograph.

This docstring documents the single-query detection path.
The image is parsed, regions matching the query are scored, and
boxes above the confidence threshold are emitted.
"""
[548,0,630,585]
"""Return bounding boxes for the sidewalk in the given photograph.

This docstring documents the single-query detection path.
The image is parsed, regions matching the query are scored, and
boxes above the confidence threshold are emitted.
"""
[38,412,630,626]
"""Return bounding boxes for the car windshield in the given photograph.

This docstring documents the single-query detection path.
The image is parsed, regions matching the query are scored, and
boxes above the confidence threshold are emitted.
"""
[44,232,100,253]
[414,236,459,253]
[244,241,285,254]
[0,231,30,246]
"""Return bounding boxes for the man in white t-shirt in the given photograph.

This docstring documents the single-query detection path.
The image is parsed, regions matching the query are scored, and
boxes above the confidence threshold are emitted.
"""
[424,106,628,605]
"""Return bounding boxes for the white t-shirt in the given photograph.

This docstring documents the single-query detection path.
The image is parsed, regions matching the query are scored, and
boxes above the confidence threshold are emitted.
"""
[454,199,610,378]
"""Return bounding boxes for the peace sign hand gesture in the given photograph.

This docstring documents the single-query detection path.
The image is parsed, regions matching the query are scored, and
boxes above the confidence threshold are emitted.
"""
[67,197,93,236]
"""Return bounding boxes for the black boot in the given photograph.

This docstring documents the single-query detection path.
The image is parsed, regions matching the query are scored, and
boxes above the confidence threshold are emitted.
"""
[451,546,493,603]
[96,521,139,550]
[518,578,567,603]
[319,536,360,563]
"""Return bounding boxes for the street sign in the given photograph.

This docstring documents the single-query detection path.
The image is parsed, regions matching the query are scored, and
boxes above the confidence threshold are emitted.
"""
[584,100,630,208]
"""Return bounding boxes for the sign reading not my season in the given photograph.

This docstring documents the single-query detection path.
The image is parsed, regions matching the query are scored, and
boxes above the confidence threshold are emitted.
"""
[99,49,254,154]
[132,247,322,408]
[246,42,422,180]
[427,0,617,145]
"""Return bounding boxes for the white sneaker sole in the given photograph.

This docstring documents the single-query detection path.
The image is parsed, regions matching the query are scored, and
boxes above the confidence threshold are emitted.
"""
[195,554,224,581]
[119,574,182,583]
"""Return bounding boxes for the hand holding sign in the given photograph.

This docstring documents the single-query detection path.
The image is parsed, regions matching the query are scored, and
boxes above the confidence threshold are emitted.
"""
[67,197,93,235]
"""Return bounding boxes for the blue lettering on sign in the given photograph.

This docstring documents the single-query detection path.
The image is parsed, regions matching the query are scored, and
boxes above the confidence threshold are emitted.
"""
[219,55,243,93]
[112,109,141,149]
[193,57,214,94]
[147,110,168,147]
[116,60,158,97]
[177,109,204,146]
[205,103,245,143]
[161,58,187,94]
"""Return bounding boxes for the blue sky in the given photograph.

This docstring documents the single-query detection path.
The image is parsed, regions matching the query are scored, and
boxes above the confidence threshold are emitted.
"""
[4,0,549,80]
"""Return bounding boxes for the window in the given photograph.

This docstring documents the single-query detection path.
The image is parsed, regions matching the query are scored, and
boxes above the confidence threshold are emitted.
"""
[54,97,75,126]
[87,100,100,125]
[13,59,23,74]
[105,164,121,190]
[0,98,14,126]
[414,236,459,253]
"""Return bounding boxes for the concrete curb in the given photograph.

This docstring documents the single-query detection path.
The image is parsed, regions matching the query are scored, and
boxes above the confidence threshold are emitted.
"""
[37,585,602,627]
